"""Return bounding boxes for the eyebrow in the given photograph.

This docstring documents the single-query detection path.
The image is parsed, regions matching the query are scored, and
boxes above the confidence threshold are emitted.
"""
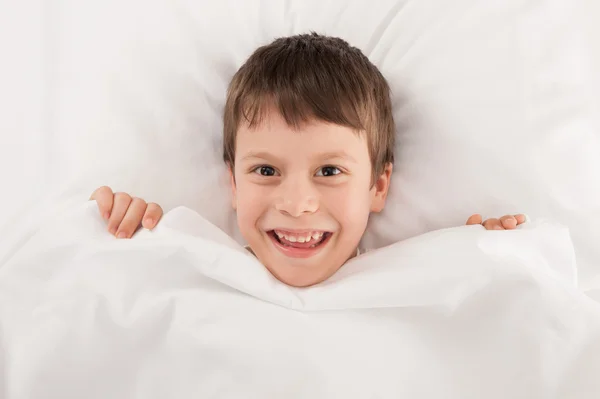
[316,151,358,163]
[240,151,358,164]
[240,151,280,162]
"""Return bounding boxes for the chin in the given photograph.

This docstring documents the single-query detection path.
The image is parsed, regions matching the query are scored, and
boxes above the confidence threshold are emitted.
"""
[245,229,357,287]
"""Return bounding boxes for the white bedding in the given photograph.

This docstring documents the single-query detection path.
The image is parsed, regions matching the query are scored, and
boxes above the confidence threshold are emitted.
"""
[1,203,600,398]
[4,0,600,299]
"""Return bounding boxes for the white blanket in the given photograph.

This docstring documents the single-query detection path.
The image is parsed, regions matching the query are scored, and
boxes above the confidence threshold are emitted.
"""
[1,203,600,398]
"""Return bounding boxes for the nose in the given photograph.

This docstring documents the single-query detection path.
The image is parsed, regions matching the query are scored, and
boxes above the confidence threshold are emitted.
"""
[274,175,319,217]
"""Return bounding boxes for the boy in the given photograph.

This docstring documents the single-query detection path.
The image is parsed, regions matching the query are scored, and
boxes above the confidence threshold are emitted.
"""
[89,33,526,287]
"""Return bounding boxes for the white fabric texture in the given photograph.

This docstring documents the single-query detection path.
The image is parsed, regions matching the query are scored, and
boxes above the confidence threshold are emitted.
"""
[1,203,600,398]
[1,2,600,395]
[0,0,48,231]
[3,0,597,297]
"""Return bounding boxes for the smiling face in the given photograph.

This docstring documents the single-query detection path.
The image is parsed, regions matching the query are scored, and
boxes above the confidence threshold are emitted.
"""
[230,110,392,287]
[223,33,395,286]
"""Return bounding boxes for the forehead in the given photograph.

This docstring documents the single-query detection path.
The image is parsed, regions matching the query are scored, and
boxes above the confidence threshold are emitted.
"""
[235,111,369,161]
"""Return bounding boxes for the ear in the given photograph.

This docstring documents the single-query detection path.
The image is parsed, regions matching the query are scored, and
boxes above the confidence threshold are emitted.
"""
[228,163,237,210]
[370,163,393,213]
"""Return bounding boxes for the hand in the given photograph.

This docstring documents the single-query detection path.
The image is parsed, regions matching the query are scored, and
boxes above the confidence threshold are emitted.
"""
[90,186,163,238]
[466,214,526,230]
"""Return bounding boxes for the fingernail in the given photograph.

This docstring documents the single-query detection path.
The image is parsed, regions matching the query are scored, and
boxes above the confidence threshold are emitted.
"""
[117,231,127,239]
[103,212,110,220]
[494,225,503,230]
[144,218,154,227]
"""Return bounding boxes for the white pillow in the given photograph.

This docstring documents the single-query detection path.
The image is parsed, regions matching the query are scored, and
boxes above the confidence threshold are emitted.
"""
[20,0,600,296]
[0,1,48,234]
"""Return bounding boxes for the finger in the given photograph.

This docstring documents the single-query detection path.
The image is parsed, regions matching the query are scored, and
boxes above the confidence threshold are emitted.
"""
[141,203,163,230]
[483,218,504,230]
[90,186,114,220]
[500,215,517,229]
[107,193,132,235]
[466,214,483,225]
[514,214,526,225]
[116,197,147,239]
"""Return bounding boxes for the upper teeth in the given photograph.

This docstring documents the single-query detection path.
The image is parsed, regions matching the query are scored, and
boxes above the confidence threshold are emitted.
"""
[275,231,323,243]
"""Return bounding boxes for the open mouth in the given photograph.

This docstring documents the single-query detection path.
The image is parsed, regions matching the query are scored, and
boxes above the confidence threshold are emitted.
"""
[267,230,332,256]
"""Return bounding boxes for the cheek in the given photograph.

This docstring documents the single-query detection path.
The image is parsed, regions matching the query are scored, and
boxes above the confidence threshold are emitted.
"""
[321,182,372,224]
[234,180,270,226]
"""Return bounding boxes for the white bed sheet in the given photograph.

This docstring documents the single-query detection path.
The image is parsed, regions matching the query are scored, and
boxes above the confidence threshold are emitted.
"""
[1,203,600,398]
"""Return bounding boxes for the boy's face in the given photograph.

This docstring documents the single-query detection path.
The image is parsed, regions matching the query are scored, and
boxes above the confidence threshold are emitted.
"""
[230,110,392,287]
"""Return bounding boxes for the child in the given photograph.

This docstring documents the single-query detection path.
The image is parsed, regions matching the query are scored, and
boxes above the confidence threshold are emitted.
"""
[89,33,526,287]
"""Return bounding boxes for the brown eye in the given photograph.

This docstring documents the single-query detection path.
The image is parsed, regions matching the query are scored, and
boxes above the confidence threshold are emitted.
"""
[316,166,341,177]
[254,166,277,176]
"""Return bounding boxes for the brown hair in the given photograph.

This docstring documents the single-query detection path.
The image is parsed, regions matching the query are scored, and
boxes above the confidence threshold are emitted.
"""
[223,32,395,182]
